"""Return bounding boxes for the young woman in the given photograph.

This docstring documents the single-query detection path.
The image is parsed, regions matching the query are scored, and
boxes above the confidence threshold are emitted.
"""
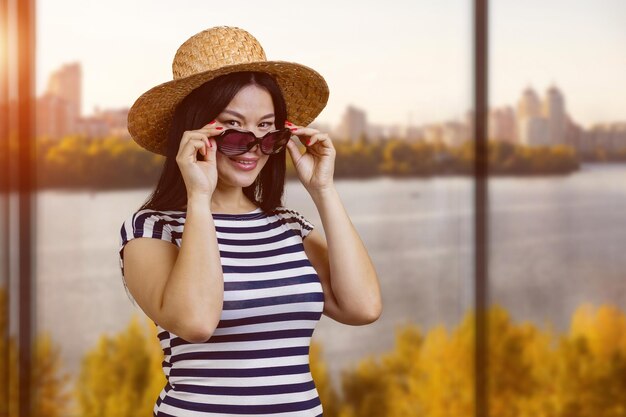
[118,26,382,417]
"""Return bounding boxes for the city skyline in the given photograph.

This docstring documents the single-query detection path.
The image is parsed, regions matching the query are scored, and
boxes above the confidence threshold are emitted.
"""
[35,0,626,129]
[37,60,626,156]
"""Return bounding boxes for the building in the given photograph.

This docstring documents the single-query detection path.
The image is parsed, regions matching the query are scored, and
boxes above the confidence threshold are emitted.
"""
[36,93,74,140]
[489,106,517,143]
[517,86,542,120]
[587,123,626,153]
[543,85,567,145]
[423,123,443,144]
[516,85,566,147]
[441,120,469,147]
[75,106,131,138]
[36,62,82,140]
[335,105,367,142]
[518,117,550,146]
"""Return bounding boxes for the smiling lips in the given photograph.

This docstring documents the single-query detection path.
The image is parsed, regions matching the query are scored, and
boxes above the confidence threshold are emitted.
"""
[229,157,258,171]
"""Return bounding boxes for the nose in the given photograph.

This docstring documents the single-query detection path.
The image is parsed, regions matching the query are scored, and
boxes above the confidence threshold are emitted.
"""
[246,137,263,154]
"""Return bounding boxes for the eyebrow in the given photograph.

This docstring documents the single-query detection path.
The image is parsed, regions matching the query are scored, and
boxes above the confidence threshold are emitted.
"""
[222,109,275,121]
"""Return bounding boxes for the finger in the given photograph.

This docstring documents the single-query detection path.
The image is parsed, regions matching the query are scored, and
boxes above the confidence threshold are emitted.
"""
[285,138,303,164]
[288,126,319,136]
[180,135,209,160]
[302,133,334,149]
[196,125,225,135]
[205,137,217,163]
[186,136,210,154]
[180,131,209,149]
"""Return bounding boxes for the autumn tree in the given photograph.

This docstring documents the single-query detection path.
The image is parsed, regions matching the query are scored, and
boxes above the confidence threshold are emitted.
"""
[0,285,73,416]
[74,313,165,417]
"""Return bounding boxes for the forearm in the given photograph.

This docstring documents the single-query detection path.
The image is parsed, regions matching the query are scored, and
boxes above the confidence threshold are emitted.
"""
[311,186,382,321]
[161,194,224,337]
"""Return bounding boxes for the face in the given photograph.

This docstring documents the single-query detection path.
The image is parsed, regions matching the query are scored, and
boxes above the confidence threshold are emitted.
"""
[213,84,276,188]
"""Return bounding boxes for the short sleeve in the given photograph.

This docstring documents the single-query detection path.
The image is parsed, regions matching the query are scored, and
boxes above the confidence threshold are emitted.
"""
[274,206,315,240]
[118,210,177,304]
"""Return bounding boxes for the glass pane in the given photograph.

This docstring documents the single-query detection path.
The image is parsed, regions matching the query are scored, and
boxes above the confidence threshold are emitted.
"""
[490,1,626,414]
[36,1,473,415]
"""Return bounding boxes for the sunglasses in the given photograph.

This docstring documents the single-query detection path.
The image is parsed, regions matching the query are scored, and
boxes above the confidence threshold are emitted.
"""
[211,127,293,157]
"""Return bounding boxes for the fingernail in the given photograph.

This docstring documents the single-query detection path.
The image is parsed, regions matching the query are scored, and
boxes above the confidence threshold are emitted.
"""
[290,128,297,131]
[208,120,216,124]
[216,127,223,130]
[285,121,293,126]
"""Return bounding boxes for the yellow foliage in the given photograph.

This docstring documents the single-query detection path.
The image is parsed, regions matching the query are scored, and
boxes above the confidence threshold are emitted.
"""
[0,286,73,417]
[73,313,165,417]
[571,303,626,357]
[5,281,625,417]
[336,304,626,417]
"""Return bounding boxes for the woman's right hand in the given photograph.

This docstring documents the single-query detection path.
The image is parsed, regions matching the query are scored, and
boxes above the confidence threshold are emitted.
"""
[176,123,222,198]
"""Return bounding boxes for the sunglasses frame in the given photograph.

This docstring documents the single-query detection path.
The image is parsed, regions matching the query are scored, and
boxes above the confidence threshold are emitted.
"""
[212,127,293,156]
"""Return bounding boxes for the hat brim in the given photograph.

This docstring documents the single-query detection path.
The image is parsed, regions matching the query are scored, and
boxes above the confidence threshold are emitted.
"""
[127,61,329,156]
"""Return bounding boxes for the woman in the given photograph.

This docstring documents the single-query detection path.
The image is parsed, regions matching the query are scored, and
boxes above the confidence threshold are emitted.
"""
[118,26,382,416]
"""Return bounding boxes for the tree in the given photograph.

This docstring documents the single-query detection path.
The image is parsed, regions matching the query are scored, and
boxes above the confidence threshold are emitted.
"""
[0,285,73,416]
[74,314,166,417]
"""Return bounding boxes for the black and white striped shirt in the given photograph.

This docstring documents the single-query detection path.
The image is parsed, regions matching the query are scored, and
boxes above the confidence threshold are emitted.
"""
[118,206,324,416]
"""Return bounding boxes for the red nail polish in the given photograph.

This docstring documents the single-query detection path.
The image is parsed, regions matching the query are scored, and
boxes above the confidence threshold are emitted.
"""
[286,121,293,126]
[290,128,297,131]
[216,127,223,130]
[209,120,216,124]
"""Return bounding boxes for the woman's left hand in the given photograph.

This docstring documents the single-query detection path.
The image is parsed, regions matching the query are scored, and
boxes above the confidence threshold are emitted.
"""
[285,122,336,194]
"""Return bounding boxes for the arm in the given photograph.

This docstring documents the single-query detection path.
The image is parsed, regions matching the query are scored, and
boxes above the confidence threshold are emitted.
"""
[123,194,223,343]
[161,194,224,340]
[304,186,382,325]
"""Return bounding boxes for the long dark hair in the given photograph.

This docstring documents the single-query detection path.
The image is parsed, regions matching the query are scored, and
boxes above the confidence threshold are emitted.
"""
[137,71,288,215]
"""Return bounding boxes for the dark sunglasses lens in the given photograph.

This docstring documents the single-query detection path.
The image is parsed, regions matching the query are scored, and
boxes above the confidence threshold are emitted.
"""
[260,130,290,154]
[219,131,254,156]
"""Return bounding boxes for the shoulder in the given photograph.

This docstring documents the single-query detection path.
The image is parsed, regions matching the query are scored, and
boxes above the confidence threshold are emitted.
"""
[119,209,186,248]
[271,205,315,240]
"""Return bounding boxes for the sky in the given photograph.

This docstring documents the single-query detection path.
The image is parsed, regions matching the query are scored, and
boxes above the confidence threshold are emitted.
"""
[36,0,626,129]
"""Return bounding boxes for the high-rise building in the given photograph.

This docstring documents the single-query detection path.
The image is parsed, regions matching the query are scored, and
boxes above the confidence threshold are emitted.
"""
[517,86,542,119]
[335,105,367,142]
[519,117,550,146]
[37,62,82,139]
[46,62,82,128]
[543,84,567,145]
[515,84,572,147]
[36,93,73,140]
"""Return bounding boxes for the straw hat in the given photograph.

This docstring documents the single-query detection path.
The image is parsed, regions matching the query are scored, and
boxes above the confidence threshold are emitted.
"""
[127,26,330,156]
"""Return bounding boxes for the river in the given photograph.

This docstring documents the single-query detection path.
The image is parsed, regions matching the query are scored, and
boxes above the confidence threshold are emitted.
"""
[31,162,626,393]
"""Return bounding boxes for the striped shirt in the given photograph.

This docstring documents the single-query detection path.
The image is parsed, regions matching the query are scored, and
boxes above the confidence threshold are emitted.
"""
[118,206,324,417]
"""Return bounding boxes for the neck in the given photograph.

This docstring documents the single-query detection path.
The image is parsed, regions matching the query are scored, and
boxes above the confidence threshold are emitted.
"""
[209,183,255,213]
